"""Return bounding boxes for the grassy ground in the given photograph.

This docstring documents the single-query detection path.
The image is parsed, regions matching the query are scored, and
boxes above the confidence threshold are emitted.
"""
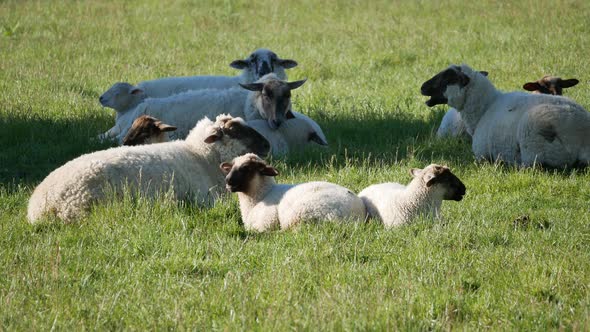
[1,0,590,329]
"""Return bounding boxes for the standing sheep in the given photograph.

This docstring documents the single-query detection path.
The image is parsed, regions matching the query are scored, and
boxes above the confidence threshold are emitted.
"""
[221,154,366,232]
[359,164,466,228]
[421,64,590,167]
[436,74,579,139]
[27,115,270,223]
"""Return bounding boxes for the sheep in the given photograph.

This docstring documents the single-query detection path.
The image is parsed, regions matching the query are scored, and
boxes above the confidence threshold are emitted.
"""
[246,118,328,157]
[220,154,366,232]
[422,64,590,167]
[27,115,270,224]
[122,115,177,146]
[102,48,298,100]
[358,164,466,228]
[436,74,579,139]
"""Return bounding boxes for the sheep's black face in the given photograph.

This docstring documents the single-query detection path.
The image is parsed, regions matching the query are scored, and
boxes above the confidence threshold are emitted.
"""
[224,120,271,157]
[230,49,298,80]
[437,169,466,201]
[223,162,259,193]
[421,66,470,107]
[122,115,177,146]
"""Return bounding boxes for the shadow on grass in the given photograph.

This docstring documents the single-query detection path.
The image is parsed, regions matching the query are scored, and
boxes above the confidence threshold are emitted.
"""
[0,110,114,185]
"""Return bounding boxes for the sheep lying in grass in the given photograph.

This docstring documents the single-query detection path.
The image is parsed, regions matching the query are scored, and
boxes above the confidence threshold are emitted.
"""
[221,154,366,232]
[246,118,328,157]
[27,115,270,224]
[436,74,579,139]
[98,74,318,144]
[102,49,297,100]
[359,165,466,228]
[422,64,590,167]
[122,115,177,146]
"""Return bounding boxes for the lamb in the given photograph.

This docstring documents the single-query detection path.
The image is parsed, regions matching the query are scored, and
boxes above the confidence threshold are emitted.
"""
[98,74,319,144]
[358,164,466,228]
[436,74,579,138]
[221,154,366,232]
[422,64,590,167]
[100,48,297,100]
[122,115,177,146]
[27,115,270,223]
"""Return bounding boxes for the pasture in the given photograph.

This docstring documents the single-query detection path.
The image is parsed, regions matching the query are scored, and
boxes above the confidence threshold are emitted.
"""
[1,0,590,329]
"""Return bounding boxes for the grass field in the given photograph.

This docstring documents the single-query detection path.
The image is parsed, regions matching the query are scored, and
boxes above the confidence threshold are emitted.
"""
[2,0,590,329]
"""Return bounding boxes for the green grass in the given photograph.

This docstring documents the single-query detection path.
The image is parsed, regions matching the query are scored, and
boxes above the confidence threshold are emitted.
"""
[2,0,590,329]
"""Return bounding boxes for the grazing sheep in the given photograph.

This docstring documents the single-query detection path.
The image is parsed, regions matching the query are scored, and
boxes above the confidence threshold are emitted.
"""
[221,154,366,232]
[122,115,177,146]
[110,48,297,99]
[359,164,466,228]
[422,64,590,167]
[246,118,328,157]
[436,74,579,139]
[27,115,270,223]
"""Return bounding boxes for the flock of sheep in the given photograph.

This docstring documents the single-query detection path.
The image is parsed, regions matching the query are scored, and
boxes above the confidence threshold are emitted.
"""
[26,48,589,230]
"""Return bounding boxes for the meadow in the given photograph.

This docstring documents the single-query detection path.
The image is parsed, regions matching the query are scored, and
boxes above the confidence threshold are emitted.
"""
[1,0,590,329]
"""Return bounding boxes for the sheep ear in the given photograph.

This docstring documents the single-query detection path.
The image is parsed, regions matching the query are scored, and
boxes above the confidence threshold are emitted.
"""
[220,162,233,174]
[204,133,221,143]
[479,71,489,77]
[425,174,437,187]
[286,110,296,119]
[230,60,249,70]
[560,78,579,88]
[130,88,144,95]
[277,59,298,69]
[239,83,264,92]
[409,168,422,178]
[287,79,307,90]
[309,132,328,146]
[523,82,541,91]
[157,123,177,132]
[260,166,279,177]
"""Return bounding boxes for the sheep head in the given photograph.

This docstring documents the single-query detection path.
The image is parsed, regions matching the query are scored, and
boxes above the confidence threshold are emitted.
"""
[410,164,466,201]
[122,115,177,146]
[230,48,298,80]
[204,115,271,160]
[240,75,307,130]
[99,82,146,113]
[523,76,579,95]
[220,153,278,193]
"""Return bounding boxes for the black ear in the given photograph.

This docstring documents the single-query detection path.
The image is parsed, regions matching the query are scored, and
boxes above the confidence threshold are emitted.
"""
[230,60,249,70]
[219,162,233,174]
[479,71,489,77]
[523,82,541,91]
[287,79,307,90]
[277,59,298,69]
[260,166,279,177]
[239,83,265,92]
[308,132,328,146]
[130,88,144,95]
[560,78,579,88]
[286,110,296,119]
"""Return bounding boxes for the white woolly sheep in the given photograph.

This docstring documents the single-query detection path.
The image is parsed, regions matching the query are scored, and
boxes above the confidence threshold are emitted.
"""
[99,74,317,144]
[436,74,579,139]
[359,164,466,228]
[100,49,297,101]
[27,115,270,223]
[422,64,590,167]
[122,115,177,146]
[220,154,366,232]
